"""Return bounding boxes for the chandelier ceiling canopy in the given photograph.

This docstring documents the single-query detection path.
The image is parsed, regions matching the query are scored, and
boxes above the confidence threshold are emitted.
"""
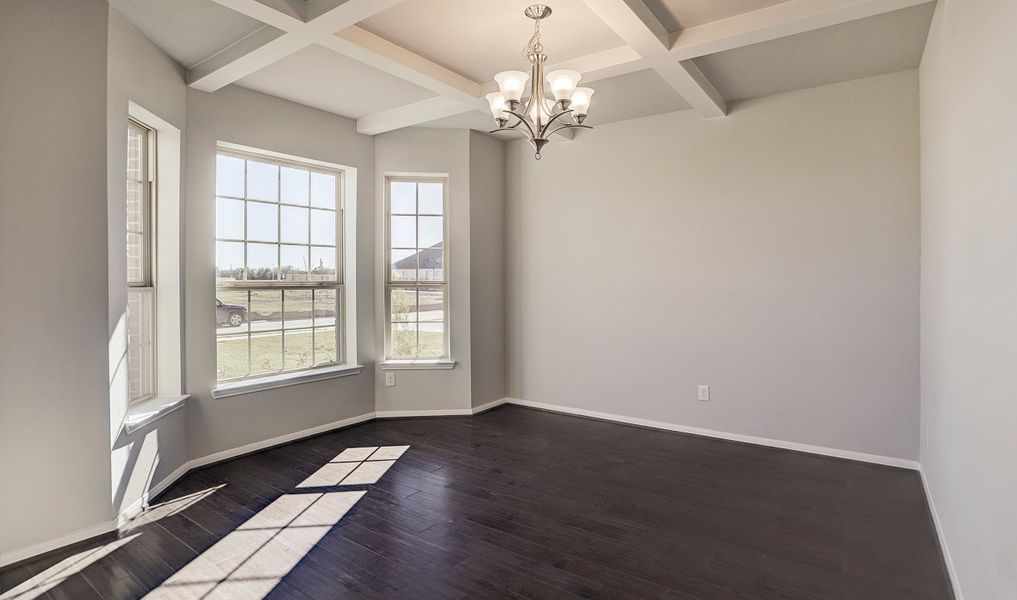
[486,4,595,160]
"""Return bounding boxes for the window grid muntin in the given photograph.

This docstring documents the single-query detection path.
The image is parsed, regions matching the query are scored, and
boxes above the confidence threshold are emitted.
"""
[385,176,449,360]
[215,149,344,383]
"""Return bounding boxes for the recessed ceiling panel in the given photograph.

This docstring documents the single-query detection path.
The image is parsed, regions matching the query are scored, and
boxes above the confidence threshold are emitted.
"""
[109,0,268,68]
[643,0,787,32]
[694,3,935,102]
[359,0,625,83]
[235,44,436,120]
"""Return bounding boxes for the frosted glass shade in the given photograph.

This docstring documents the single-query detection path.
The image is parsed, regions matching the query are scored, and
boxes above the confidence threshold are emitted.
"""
[570,87,595,116]
[485,92,508,120]
[546,70,581,102]
[494,71,529,102]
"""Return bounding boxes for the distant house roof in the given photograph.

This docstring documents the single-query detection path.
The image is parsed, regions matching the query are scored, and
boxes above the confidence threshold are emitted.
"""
[394,242,443,269]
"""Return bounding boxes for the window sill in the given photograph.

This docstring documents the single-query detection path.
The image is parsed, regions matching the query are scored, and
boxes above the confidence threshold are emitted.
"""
[380,360,456,371]
[124,394,189,434]
[212,364,364,399]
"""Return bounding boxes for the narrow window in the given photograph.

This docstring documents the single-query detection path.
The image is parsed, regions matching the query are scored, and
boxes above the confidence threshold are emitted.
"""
[215,148,344,382]
[385,177,449,360]
[127,120,156,402]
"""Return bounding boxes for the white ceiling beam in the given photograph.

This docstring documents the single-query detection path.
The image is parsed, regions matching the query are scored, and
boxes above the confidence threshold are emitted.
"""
[190,0,406,92]
[357,97,467,135]
[670,0,935,60]
[326,27,486,109]
[547,45,646,84]
[578,0,726,117]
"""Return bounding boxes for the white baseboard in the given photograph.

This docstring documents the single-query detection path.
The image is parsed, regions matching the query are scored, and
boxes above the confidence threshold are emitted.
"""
[505,398,919,470]
[471,397,508,414]
[375,408,473,418]
[0,521,116,569]
[919,467,965,600]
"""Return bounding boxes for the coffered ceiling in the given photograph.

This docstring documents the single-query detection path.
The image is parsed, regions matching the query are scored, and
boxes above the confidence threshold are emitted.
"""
[109,0,937,136]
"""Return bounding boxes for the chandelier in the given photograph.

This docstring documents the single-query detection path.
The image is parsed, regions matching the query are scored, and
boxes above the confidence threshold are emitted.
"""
[486,4,595,160]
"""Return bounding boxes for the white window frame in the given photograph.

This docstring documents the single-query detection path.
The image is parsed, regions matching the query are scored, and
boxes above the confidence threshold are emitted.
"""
[127,118,157,404]
[383,175,451,363]
[214,145,350,384]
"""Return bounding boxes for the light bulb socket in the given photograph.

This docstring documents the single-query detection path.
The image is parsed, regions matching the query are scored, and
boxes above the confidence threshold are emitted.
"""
[507,99,520,112]
[557,99,572,111]
[496,117,508,128]
[575,114,587,124]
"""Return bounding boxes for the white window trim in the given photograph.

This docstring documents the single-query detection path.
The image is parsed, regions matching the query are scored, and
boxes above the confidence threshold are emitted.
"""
[119,102,187,434]
[213,142,359,392]
[382,174,452,366]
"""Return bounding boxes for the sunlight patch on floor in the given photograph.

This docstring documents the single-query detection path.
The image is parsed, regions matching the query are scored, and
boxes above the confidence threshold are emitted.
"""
[0,534,140,600]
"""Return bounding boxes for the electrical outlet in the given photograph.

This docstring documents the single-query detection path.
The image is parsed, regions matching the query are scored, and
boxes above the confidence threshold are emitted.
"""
[698,385,710,402]
[385,372,396,387]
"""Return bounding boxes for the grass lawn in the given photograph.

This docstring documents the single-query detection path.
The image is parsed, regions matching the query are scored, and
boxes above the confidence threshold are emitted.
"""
[217,327,337,381]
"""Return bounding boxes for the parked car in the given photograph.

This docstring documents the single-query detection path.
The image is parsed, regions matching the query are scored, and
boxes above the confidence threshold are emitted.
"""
[216,298,247,327]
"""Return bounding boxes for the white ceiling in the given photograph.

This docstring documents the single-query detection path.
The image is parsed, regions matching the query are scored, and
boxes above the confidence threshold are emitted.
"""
[235,44,437,119]
[359,0,625,82]
[644,0,786,31]
[108,0,267,68]
[109,0,938,135]
[695,3,936,102]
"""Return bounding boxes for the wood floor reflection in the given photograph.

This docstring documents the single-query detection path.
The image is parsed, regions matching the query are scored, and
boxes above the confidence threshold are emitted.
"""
[0,406,953,599]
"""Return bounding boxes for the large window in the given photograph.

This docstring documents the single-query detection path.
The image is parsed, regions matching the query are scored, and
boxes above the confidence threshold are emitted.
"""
[127,119,156,402]
[215,149,343,382]
[385,177,449,360]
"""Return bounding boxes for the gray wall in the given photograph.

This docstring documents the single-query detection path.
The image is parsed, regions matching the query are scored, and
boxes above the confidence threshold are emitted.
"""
[468,131,506,408]
[183,85,376,460]
[373,128,473,412]
[0,0,114,560]
[106,7,190,524]
[506,70,921,460]
[919,0,1017,597]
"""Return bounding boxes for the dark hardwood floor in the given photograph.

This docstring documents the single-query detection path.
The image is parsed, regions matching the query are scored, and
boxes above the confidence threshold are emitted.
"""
[1,405,953,599]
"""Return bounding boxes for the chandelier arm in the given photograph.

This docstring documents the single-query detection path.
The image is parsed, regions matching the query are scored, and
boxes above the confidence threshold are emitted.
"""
[544,123,594,138]
[503,109,538,140]
[487,127,529,137]
[538,109,575,136]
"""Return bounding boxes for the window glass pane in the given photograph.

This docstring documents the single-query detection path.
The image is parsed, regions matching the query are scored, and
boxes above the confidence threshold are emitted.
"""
[280,205,308,244]
[127,127,144,181]
[249,290,282,332]
[314,289,337,327]
[247,202,278,242]
[391,289,416,322]
[280,245,309,280]
[246,243,278,280]
[217,334,249,380]
[216,241,244,282]
[310,247,336,281]
[250,332,283,375]
[417,287,445,323]
[127,289,154,400]
[417,244,443,281]
[418,322,445,358]
[314,327,337,365]
[391,322,417,358]
[391,216,416,248]
[127,180,145,232]
[284,329,314,370]
[216,155,244,197]
[310,209,336,246]
[418,216,443,248]
[280,167,309,205]
[391,249,416,281]
[216,290,249,334]
[418,182,443,214]
[246,161,279,202]
[127,232,146,284]
[311,172,336,209]
[390,181,416,214]
[216,197,244,240]
[284,290,312,329]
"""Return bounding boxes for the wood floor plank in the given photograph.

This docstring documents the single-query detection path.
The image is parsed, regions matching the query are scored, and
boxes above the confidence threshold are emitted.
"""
[2,405,953,599]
